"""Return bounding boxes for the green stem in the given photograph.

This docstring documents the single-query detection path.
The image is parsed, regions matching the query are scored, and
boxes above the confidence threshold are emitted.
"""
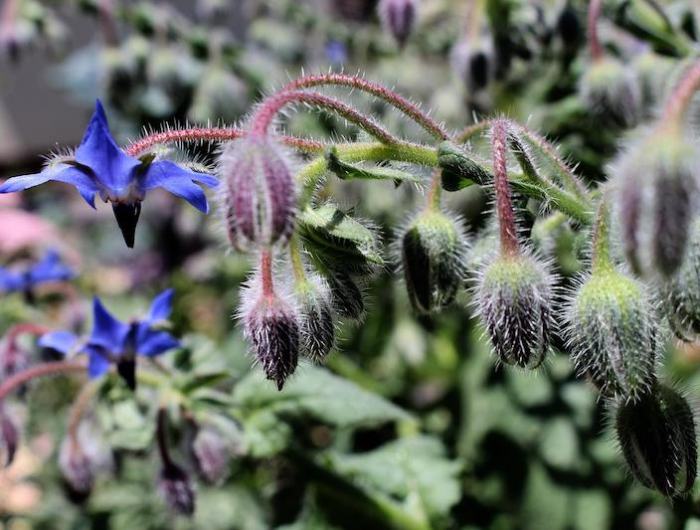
[591,197,613,272]
[289,235,307,284]
[425,169,443,211]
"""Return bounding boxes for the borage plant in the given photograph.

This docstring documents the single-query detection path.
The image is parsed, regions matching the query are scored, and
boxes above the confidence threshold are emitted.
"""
[5,37,700,525]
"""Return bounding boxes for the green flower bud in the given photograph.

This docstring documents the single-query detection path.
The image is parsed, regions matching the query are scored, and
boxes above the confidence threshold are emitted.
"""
[566,268,658,400]
[399,210,468,314]
[664,217,700,340]
[579,58,639,127]
[615,384,697,497]
[437,142,491,192]
[476,254,554,369]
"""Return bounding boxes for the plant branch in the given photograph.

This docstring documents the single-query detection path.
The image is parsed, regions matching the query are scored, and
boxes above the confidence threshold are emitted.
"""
[0,361,85,403]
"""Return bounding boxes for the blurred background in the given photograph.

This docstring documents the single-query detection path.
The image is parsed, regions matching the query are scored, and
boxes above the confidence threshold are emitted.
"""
[2,0,700,529]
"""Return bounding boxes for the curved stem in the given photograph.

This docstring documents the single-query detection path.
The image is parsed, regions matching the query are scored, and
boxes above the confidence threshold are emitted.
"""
[278,74,450,141]
[661,58,700,128]
[260,250,274,298]
[425,169,443,211]
[125,127,325,157]
[68,381,99,447]
[492,120,519,256]
[5,323,49,344]
[588,0,604,61]
[455,120,492,144]
[591,197,613,272]
[250,90,400,145]
[0,361,85,403]
[289,235,306,284]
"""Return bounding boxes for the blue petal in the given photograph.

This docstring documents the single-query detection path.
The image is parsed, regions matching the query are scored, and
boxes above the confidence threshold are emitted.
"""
[86,346,112,379]
[0,268,25,292]
[146,289,174,323]
[0,165,99,202]
[135,326,181,357]
[38,330,80,355]
[0,173,53,193]
[28,251,75,285]
[74,101,141,192]
[142,160,217,213]
[89,297,130,352]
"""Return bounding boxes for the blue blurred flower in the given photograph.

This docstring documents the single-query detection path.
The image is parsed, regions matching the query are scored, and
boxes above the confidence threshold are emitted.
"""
[0,101,218,247]
[325,40,348,65]
[39,289,180,389]
[0,250,75,294]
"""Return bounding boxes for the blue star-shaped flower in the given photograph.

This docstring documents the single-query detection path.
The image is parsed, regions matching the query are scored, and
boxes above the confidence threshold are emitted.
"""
[0,250,75,294]
[0,101,218,248]
[39,289,180,389]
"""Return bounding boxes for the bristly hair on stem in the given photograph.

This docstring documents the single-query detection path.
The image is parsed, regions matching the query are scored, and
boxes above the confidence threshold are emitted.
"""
[491,119,519,256]
[588,0,604,61]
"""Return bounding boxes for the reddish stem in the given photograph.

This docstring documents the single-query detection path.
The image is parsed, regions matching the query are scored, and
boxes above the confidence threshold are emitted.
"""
[0,361,85,403]
[492,120,519,256]
[260,250,274,298]
[5,323,49,344]
[125,128,325,157]
[0,0,17,45]
[279,73,450,141]
[250,90,399,145]
[67,382,97,447]
[661,58,700,127]
[588,0,604,60]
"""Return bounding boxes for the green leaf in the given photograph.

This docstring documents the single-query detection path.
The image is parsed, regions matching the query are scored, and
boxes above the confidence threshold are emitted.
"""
[327,146,421,184]
[234,364,412,428]
[437,141,491,191]
[327,436,462,520]
[298,204,384,268]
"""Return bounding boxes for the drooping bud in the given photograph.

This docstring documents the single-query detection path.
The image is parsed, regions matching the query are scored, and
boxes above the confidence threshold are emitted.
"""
[565,269,658,400]
[325,271,365,321]
[295,274,335,363]
[59,439,94,495]
[158,461,196,516]
[476,253,555,369]
[615,384,697,497]
[399,210,468,314]
[0,408,19,467]
[451,37,493,93]
[579,58,640,127]
[437,142,491,191]
[220,137,296,250]
[192,428,232,486]
[614,130,699,277]
[378,0,417,48]
[664,217,700,340]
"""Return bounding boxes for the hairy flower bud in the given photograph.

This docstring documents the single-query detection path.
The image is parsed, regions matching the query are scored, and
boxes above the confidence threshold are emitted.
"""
[378,0,417,48]
[242,288,300,390]
[0,409,19,467]
[565,269,658,400]
[579,58,639,127]
[614,132,699,277]
[59,439,94,494]
[296,275,335,363]
[664,217,700,340]
[220,137,296,250]
[399,210,468,314]
[159,461,196,516]
[325,271,365,321]
[615,384,697,497]
[476,254,554,369]
[192,428,231,486]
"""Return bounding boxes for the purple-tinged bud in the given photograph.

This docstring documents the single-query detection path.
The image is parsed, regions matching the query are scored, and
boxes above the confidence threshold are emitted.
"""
[192,428,231,486]
[664,217,700,340]
[476,253,555,369]
[399,210,468,314]
[59,439,94,495]
[565,268,658,401]
[614,131,699,277]
[0,338,28,380]
[378,0,417,48]
[220,137,296,250]
[159,461,196,516]
[579,58,640,127]
[0,408,19,467]
[615,384,697,497]
[241,275,300,390]
[295,275,335,363]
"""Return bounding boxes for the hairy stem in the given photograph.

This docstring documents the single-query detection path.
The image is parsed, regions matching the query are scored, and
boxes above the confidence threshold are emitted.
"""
[250,90,401,145]
[68,381,99,447]
[592,197,613,272]
[279,73,450,141]
[492,120,519,256]
[455,120,492,144]
[289,235,306,284]
[661,58,700,128]
[588,0,604,60]
[260,249,274,297]
[0,361,85,403]
[425,169,443,211]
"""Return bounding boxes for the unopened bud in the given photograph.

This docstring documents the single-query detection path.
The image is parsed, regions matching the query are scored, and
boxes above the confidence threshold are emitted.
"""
[159,461,196,516]
[59,439,94,495]
[0,409,19,467]
[192,428,231,486]
[399,210,468,314]
[566,268,658,400]
[242,289,300,390]
[579,58,639,128]
[615,384,697,497]
[325,271,365,321]
[296,275,335,363]
[378,0,417,48]
[221,137,296,250]
[664,217,700,340]
[476,254,554,369]
[614,131,699,277]
[451,38,493,93]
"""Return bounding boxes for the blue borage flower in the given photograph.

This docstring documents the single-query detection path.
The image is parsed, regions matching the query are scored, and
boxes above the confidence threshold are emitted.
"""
[0,250,74,294]
[39,289,180,389]
[0,101,218,248]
